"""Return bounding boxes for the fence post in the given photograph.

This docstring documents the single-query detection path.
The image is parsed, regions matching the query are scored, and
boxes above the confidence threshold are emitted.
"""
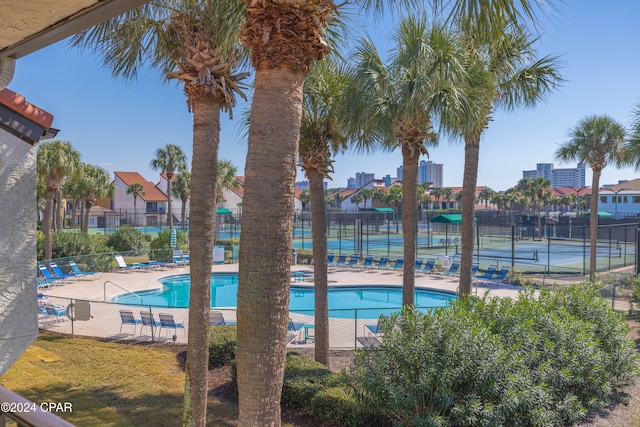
[583,225,587,276]
[354,309,358,350]
[149,307,155,342]
[511,224,515,268]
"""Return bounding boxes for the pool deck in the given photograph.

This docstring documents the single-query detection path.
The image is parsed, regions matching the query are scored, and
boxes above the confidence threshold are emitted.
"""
[37,263,565,347]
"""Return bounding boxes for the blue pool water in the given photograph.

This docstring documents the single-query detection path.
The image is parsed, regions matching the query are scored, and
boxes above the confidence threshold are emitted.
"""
[112,273,457,318]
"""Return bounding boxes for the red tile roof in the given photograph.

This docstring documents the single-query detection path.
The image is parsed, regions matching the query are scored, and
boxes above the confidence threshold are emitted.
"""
[0,88,53,129]
[114,171,168,202]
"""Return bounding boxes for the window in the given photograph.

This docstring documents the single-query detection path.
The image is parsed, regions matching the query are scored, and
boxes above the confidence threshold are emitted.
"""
[623,196,628,203]
[600,196,608,203]
[633,196,640,203]
[146,202,157,213]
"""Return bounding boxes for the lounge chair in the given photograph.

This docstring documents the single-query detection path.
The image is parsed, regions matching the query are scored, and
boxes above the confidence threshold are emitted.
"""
[119,309,142,335]
[38,265,68,284]
[375,256,390,270]
[475,265,498,282]
[441,262,460,276]
[49,262,77,281]
[486,266,511,284]
[210,310,237,326]
[329,254,347,268]
[287,317,306,343]
[158,313,185,339]
[44,303,67,324]
[471,264,479,276]
[420,258,436,274]
[114,255,147,271]
[140,311,161,337]
[345,253,360,268]
[390,257,404,270]
[365,314,389,338]
[414,258,424,270]
[358,255,374,269]
[68,260,96,276]
[327,253,335,264]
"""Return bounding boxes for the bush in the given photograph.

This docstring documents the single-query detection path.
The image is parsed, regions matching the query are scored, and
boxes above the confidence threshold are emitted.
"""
[151,229,188,251]
[105,226,150,252]
[281,352,341,409]
[37,230,111,261]
[208,325,237,368]
[348,285,639,427]
[307,386,390,427]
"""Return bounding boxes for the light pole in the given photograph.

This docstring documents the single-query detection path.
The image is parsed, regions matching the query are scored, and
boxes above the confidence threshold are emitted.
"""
[611,188,626,220]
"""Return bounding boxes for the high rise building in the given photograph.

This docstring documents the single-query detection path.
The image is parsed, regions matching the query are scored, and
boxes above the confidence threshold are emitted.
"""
[396,165,403,181]
[355,172,375,188]
[522,163,586,187]
[347,177,357,189]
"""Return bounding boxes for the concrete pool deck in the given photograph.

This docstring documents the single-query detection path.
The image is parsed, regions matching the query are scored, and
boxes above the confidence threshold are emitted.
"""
[37,263,569,347]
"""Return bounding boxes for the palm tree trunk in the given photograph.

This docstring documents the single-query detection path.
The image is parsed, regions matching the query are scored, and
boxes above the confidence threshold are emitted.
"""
[589,170,601,277]
[183,97,221,427]
[133,197,138,227]
[56,188,64,230]
[237,68,304,426]
[44,189,55,260]
[83,201,91,233]
[167,174,173,229]
[401,146,418,307]
[181,200,187,232]
[459,135,481,296]
[308,168,329,367]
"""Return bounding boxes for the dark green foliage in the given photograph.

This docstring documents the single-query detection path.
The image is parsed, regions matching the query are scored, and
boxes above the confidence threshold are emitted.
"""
[281,352,341,408]
[150,229,188,261]
[307,386,390,427]
[37,231,111,261]
[208,325,237,368]
[105,226,150,252]
[348,284,639,427]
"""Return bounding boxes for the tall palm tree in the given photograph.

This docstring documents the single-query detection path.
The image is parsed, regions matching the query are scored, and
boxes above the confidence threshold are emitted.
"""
[384,185,403,233]
[555,115,626,277]
[442,187,454,209]
[298,58,349,367]
[478,187,494,208]
[350,192,363,209]
[215,160,240,204]
[236,1,555,422]
[172,172,191,232]
[445,24,562,296]
[126,182,145,227]
[77,164,115,232]
[150,144,188,229]
[431,187,444,209]
[36,140,81,260]
[71,2,248,425]
[347,18,468,307]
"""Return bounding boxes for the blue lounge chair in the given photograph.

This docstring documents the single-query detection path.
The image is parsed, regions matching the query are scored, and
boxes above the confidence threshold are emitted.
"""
[365,314,389,338]
[486,266,511,284]
[38,265,67,284]
[119,309,142,335]
[114,255,149,271]
[391,257,404,270]
[158,313,185,339]
[49,262,77,280]
[345,253,360,268]
[68,260,96,276]
[471,264,479,275]
[359,255,374,269]
[287,317,306,343]
[44,303,67,324]
[475,265,498,282]
[421,258,436,274]
[327,253,335,264]
[375,256,390,270]
[210,310,237,326]
[442,262,460,276]
[140,311,161,337]
[329,254,347,268]
[414,258,424,270]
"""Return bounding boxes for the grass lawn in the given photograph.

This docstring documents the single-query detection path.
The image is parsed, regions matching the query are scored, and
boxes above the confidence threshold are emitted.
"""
[0,334,238,427]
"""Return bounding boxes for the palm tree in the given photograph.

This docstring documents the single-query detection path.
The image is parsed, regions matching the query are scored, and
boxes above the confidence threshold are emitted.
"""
[347,18,468,307]
[491,192,506,213]
[37,140,81,260]
[216,160,240,204]
[442,187,454,210]
[172,172,191,232]
[431,187,444,209]
[478,187,494,208]
[236,1,555,422]
[298,58,349,367]
[77,164,115,232]
[350,192,363,209]
[126,183,145,227]
[71,2,248,424]
[384,185,403,233]
[445,24,562,296]
[555,115,626,276]
[150,144,188,229]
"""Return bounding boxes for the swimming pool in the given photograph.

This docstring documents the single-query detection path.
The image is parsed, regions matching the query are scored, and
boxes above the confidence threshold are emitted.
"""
[112,273,457,318]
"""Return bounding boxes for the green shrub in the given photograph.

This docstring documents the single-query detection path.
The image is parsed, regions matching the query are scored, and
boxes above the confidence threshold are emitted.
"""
[281,352,341,409]
[208,326,237,368]
[37,231,111,261]
[151,229,188,251]
[105,226,150,252]
[307,386,390,427]
[348,285,639,427]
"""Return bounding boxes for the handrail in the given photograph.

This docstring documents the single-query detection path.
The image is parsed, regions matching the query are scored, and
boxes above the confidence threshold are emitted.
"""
[0,385,76,426]
[103,281,143,304]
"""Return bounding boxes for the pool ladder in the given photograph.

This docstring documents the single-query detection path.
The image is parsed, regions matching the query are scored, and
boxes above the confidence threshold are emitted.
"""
[104,280,143,304]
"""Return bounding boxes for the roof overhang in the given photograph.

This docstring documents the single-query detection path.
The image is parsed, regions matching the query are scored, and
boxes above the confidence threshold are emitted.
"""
[0,0,150,60]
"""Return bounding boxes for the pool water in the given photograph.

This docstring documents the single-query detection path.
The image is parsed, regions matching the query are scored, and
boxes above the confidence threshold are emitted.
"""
[112,273,457,317]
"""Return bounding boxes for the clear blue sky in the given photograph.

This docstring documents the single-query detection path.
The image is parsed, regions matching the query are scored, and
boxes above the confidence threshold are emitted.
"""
[8,0,640,192]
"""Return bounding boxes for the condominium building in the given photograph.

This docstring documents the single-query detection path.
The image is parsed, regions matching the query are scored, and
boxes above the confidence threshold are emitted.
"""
[522,163,585,188]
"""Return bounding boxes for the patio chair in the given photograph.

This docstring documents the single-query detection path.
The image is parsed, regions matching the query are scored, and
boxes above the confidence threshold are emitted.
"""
[114,255,149,271]
[345,253,360,268]
[327,253,335,264]
[486,266,511,284]
[414,258,424,270]
[49,262,77,281]
[375,256,390,270]
[390,257,404,270]
[475,265,498,282]
[329,254,347,268]
[358,254,375,269]
[287,317,306,343]
[68,260,96,276]
[139,311,161,337]
[442,262,460,276]
[420,258,436,274]
[119,309,142,335]
[365,314,389,338]
[44,303,67,324]
[210,310,237,326]
[471,264,479,276]
[38,265,67,285]
[158,313,185,339]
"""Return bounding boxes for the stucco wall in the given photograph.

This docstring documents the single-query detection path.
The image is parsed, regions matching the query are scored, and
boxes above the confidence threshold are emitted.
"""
[0,133,38,375]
